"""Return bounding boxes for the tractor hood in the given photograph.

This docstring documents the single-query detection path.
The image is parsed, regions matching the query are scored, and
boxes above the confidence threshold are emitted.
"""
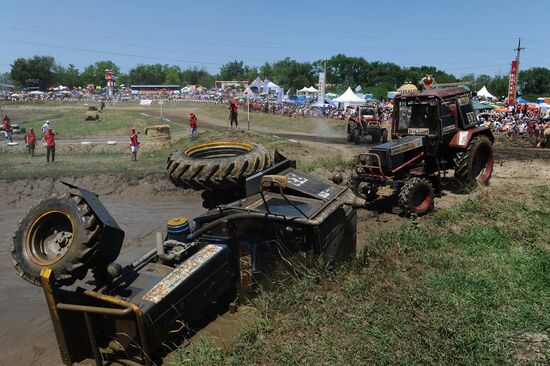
[368,135,427,172]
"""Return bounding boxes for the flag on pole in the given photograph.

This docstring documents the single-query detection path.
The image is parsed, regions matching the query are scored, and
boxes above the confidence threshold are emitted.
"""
[355,85,362,92]
[263,79,270,94]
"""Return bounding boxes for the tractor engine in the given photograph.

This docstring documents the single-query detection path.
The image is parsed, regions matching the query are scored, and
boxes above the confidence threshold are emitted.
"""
[357,135,427,178]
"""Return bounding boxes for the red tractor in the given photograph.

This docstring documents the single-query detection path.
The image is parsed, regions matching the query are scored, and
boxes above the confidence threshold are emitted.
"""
[347,106,388,144]
[350,88,494,216]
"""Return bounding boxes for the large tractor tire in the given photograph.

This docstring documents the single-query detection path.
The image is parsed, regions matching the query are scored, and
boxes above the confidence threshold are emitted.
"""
[12,193,102,286]
[399,177,434,217]
[453,135,494,189]
[354,129,361,145]
[346,123,355,142]
[167,142,272,191]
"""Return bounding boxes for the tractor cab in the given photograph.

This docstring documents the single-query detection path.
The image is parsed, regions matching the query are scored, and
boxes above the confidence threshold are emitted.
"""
[395,97,440,139]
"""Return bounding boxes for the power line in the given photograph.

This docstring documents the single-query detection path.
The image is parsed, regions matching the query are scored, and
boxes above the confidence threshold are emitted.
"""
[0,37,224,67]
[4,7,518,42]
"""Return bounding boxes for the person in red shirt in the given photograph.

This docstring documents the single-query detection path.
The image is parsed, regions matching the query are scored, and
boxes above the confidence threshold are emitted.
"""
[2,114,13,143]
[25,127,36,157]
[43,127,57,162]
[189,112,197,140]
[129,128,140,161]
[228,101,238,129]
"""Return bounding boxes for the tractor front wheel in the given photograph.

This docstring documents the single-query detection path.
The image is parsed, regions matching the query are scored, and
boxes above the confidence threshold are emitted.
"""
[399,177,434,217]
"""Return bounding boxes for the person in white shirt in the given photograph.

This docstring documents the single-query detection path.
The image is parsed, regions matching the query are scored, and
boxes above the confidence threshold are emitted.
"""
[41,120,50,134]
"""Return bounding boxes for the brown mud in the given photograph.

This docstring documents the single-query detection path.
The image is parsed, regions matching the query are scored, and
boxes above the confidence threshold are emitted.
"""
[0,141,549,365]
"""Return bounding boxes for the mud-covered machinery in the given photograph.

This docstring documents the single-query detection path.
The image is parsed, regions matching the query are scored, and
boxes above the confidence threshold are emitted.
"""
[12,143,362,366]
[351,88,494,216]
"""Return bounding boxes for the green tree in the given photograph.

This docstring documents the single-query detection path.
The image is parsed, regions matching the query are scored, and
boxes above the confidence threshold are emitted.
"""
[56,64,81,87]
[519,67,550,96]
[271,58,315,92]
[80,61,121,87]
[10,55,57,88]
[218,60,250,81]
[164,66,182,85]
[260,62,273,79]
[127,64,167,85]
[181,66,214,86]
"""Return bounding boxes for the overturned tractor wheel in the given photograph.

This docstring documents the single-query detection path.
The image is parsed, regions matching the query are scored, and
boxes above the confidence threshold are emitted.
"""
[399,177,434,217]
[454,135,494,189]
[11,193,102,286]
[167,141,272,191]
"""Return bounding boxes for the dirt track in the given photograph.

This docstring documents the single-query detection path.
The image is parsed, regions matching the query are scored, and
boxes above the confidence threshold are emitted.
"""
[0,139,549,366]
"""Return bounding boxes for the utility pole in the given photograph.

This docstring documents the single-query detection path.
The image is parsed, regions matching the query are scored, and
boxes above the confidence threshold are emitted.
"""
[514,38,525,67]
[508,38,525,106]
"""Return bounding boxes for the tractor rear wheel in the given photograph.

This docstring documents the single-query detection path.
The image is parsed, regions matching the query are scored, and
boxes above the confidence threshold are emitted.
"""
[453,135,494,189]
[399,177,434,217]
[167,142,272,191]
[11,193,102,286]
[354,129,361,145]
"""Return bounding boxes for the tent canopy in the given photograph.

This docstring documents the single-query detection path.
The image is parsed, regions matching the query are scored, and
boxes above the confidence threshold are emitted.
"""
[333,87,364,104]
[472,100,494,111]
[477,86,496,100]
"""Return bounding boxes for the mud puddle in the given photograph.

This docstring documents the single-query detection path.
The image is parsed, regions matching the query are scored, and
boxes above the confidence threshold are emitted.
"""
[0,197,203,366]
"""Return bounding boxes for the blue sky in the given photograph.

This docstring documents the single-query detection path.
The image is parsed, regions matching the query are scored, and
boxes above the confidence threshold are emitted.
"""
[1,0,548,78]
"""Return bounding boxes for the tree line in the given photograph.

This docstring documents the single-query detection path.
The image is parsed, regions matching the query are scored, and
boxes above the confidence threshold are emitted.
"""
[3,54,550,100]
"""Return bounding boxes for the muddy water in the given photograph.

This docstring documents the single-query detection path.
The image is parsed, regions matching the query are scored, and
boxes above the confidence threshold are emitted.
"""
[0,198,203,366]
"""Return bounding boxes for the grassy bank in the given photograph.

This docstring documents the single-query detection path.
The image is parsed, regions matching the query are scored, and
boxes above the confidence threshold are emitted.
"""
[1,101,347,139]
[175,184,550,365]
[0,130,352,180]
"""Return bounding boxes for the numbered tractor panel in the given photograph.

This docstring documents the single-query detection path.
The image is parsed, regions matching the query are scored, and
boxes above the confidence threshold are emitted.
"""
[283,169,346,201]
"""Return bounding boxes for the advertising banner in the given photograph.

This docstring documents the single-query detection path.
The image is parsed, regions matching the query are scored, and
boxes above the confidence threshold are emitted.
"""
[508,60,518,106]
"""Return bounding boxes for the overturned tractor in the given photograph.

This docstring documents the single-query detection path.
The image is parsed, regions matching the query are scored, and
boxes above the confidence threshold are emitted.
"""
[12,142,363,365]
[351,88,494,216]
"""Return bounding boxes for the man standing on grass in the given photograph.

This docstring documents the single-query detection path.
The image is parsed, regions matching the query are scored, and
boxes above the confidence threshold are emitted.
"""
[229,100,238,129]
[25,127,36,157]
[43,127,57,162]
[2,114,13,143]
[129,128,140,161]
[189,112,197,140]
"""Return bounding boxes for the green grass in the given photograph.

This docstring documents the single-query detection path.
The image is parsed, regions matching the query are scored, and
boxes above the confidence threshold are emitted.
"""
[1,101,347,139]
[1,102,178,139]
[174,184,550,366]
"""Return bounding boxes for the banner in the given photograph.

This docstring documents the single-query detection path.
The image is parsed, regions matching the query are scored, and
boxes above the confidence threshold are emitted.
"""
[318,72,326,103]
[355,85,362,92]
[263,79,269,94]
[508,60,518,106]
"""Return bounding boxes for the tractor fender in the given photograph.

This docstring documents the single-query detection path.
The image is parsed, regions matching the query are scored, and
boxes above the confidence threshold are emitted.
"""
[449,127,494,148]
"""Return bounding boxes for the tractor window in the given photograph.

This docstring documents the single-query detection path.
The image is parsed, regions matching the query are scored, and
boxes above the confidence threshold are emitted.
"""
[397,99,438,135]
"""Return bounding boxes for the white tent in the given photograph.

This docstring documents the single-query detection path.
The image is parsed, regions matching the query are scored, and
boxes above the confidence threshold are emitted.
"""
[477,86,496,100]
[333,87,365,106]
[297,86,318,95]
